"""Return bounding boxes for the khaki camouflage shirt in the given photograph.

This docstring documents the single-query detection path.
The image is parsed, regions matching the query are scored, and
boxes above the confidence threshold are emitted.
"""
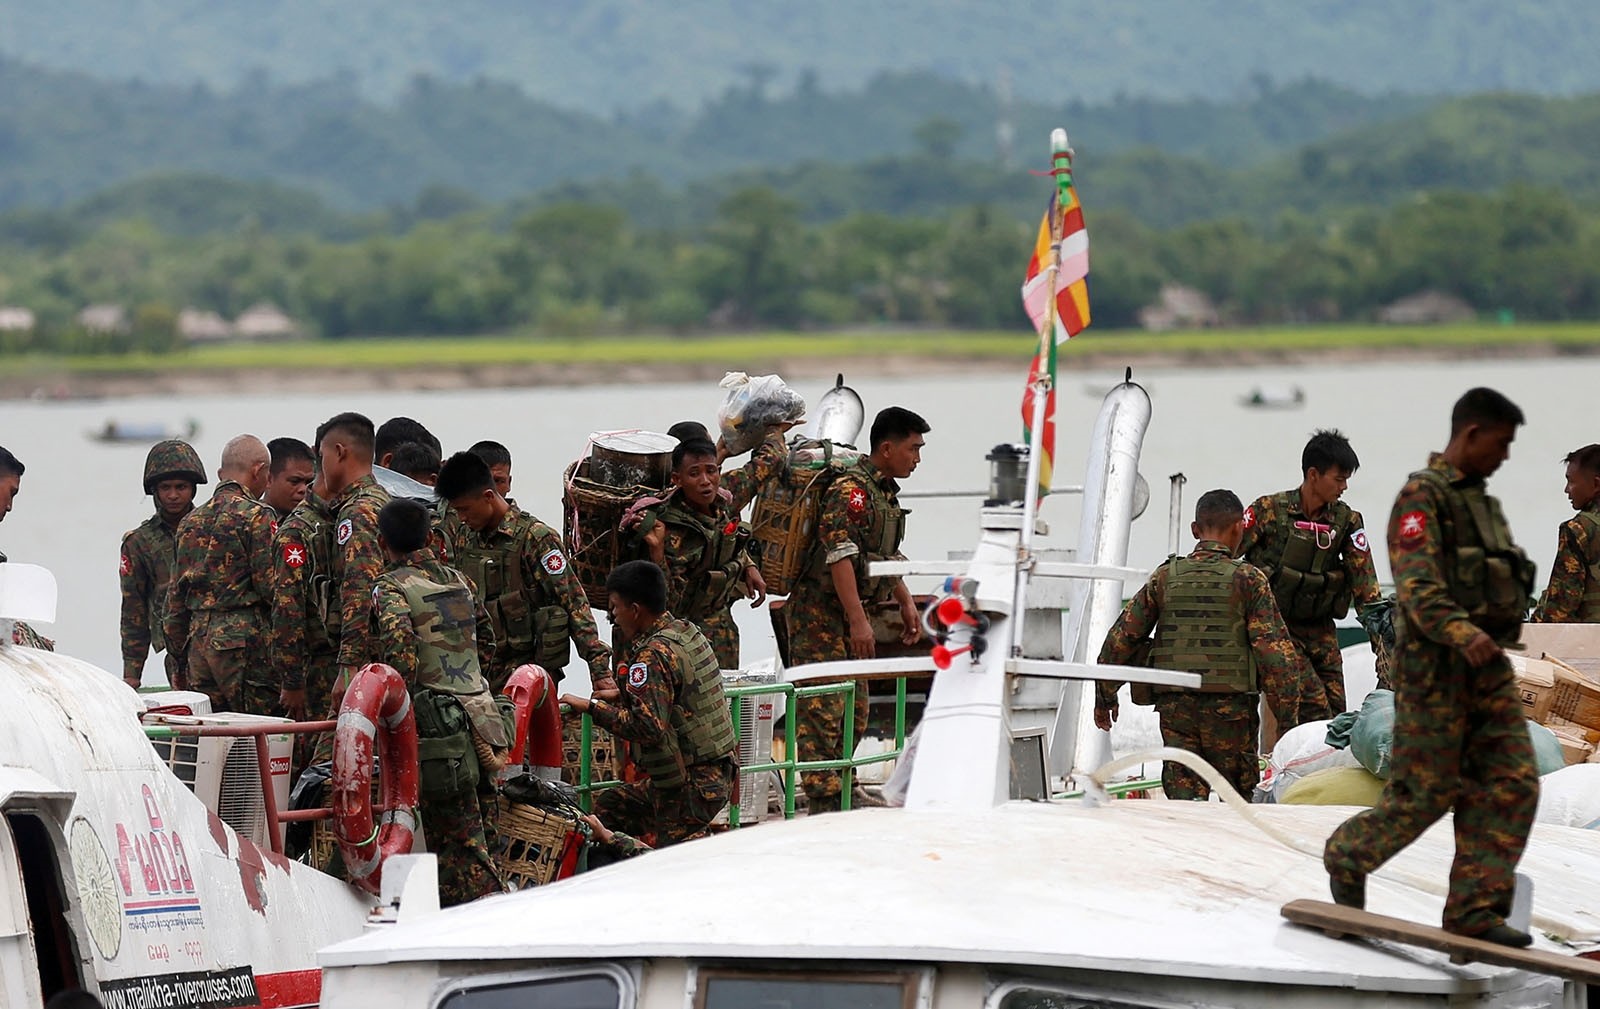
[119,512,182,680]
[1531,506,1600,623]
[328,473,391,669]
[269,490,337,692]
[163,481,277,663]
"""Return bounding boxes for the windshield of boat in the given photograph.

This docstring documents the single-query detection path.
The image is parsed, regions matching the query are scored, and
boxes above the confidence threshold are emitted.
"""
[437,972,622,1009]
[695,969,918,1009]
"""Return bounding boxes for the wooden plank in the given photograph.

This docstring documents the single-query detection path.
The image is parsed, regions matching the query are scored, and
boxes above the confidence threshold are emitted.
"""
[1280,899,1600,984]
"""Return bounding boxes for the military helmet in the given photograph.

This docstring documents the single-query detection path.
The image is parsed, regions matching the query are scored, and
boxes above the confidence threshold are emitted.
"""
[143,439,207,494]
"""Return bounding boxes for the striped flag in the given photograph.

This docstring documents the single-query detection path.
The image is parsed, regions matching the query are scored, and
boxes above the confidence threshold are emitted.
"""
[1020,173,1090,499]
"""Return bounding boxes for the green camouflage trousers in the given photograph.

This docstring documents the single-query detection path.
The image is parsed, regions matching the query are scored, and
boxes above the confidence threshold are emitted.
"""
[1154,691,1260,800]
[1285,619,1346,715]
[794,682,871,811]
[422,785,505,907]
[593,758,734,847]
[1324,635,1538,935]
[693,607,740,670]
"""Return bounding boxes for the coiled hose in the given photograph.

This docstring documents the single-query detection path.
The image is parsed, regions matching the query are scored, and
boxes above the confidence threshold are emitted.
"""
[1088,747,1565,938]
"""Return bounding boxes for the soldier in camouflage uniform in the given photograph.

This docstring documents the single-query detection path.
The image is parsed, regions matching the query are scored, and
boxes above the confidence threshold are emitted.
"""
[370,498,506,906]
[270,467,339,773]
[1238,430,1384,711]
[163,436,277,713]
[1531,443,1600,623]
[315,412,393,695]
[436,451,609,691]
[561,560,737,846]
[263,437,316,519]
[631,437,768,668]
[120,440,206,688]
[1325,388,1539,948]
[1095,490,1328,800]
[785,407,927,813]
[0,445,53,651]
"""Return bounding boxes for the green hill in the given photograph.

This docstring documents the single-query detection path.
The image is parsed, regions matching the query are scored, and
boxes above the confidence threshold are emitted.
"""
[4,0,1599,110]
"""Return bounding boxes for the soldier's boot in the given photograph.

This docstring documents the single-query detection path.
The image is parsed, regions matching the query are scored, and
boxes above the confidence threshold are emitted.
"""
[1327,868,1365,910]
[1466,923,1533,948]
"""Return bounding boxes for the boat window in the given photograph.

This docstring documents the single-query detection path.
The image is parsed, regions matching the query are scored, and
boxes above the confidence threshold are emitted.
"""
[991,985,1179,1009]
[437,973,622,1009]
[695,969,916,1009]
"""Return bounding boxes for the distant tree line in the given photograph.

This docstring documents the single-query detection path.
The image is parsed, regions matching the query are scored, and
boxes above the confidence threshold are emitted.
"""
[2,181,1597,355]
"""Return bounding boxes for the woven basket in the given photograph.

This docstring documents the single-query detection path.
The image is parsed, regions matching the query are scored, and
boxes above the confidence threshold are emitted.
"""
[750,467,828,597]
[561,716,624,785]
[496,798,580,889]
[563,458,656,604]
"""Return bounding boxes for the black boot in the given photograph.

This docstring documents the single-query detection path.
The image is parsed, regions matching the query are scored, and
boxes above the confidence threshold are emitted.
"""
[1328,870,1366,910]
[1468,924,1534,948]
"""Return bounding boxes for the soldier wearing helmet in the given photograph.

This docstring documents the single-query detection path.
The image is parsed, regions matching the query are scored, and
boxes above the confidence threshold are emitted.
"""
[119,439,205,689]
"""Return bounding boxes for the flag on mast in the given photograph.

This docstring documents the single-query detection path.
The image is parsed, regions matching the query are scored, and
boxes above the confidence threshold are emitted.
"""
[1020,131,1090,498]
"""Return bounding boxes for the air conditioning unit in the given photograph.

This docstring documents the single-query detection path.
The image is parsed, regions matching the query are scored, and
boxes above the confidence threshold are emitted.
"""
[719,666,779,825]
[146,713,293,850]
[139,690,213,718]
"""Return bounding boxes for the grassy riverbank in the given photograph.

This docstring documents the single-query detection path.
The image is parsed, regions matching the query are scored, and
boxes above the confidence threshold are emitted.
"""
[4,322,1598,400]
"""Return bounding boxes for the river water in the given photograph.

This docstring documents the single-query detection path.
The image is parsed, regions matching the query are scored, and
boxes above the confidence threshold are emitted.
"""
[0,355,1584,685]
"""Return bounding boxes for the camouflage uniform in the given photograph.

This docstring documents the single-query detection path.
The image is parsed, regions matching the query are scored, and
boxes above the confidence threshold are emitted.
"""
[451,504,608,691]
[1096,540,1328,800]
[270,490,339,769]
[163,481,278,713]
[635,496,754,668]
[1325,453,1539,936]
[1239,490,1383,711]
[0,550,54,650]
[120,514,182,683]
[722,427,791,511]
[784,455,905,811]
[371,552,506,906]
[1531,506,1600,622]
[588,614,737,846]
[328,474,392,691]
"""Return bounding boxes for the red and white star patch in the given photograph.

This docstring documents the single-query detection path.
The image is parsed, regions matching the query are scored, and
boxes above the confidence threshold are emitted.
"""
[283,543,307,568]
[540,549,567,575]
[336,518,353,546]
[1351,527,1370,552]
[119,553,132,577]
[1398,511,1427,544]
[847,487,868,513]
[1242,507,1255,530]
[627,661,649,689]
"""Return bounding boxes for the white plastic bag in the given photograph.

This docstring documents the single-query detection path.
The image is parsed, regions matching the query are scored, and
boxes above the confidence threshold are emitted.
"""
[717,372,806,455]
[1266,719,1362,802]
[1535,763,1600,829]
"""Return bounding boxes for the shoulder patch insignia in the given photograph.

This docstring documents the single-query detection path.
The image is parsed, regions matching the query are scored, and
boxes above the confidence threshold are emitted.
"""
[847,487,868,514]
[119,553,132,577]
[337,518,353,546]
[627,661,649,689]
[283,542,307,568]
[1398,511,1427,545]
[1242,506,1255,530]
[540,548,567,575]
[723,519,740,535]
[1350,527,1370,552]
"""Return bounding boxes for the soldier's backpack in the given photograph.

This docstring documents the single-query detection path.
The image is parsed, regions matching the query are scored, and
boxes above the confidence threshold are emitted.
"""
[749,436,861,596]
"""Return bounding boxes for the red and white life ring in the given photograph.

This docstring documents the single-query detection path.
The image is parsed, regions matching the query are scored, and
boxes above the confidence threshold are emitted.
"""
[501,664,562,778]
[332,662,420,894]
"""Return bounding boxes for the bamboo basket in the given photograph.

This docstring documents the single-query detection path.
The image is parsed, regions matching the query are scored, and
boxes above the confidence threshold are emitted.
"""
[749,467,827,597]
[561,716,624,785]
[563,458,656,604]
[495,798,582,889]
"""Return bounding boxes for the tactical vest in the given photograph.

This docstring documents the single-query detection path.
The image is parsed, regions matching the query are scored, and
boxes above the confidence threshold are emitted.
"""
[391,567,508,751]
[1264,494,1355,622]
[1412,468,1535,640]
[1147,555,1256,694]
[634,619,737,789]
[453,514,571,671]
[662,501,750,618]
[810,459,907,606]
[1572,511,1600,621]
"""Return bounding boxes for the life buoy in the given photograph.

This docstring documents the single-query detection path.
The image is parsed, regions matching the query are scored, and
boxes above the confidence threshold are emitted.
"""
[332,662,420,894]
[501,664,562,778]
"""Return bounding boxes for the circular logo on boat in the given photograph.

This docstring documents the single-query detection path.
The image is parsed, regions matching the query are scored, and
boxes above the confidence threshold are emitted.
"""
[540,549,567,575]
[628,662,649,688]
[70,818,122,961]
[1351,527,1370,552]
[337,518,353,546]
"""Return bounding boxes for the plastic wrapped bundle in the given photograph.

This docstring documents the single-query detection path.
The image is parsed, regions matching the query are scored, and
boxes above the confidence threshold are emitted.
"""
[718,372,806,455]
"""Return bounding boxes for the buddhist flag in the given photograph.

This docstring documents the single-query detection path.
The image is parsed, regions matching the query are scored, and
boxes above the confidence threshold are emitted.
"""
[1020,178,1091,499]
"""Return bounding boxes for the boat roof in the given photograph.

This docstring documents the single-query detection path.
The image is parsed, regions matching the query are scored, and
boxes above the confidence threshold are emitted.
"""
[321,799,1600,993]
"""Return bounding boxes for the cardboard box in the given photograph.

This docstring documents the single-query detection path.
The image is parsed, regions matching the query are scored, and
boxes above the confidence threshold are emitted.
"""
[1543,715,1600,746]
[1510,654,1557,723]
[1546,657,1600,732]
[1546,724,1597,765]
[1518,623,1600,678]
